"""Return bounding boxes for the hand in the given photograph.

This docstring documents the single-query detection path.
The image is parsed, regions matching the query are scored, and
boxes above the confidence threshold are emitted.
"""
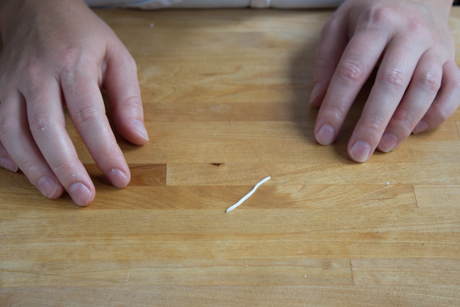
[0,0,149,205]
[311,0,460,162]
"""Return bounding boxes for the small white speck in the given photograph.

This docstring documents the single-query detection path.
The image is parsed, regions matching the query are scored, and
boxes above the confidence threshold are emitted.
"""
[304,275,306,278]
[150,23,154,27]
[41,128,45,131]
[386,182,390,185]
[72,174,75,177]
[320,268,322,270]
[226,243,228,246]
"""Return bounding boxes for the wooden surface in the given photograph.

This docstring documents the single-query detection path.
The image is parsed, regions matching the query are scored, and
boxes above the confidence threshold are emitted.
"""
[1,8,460,306]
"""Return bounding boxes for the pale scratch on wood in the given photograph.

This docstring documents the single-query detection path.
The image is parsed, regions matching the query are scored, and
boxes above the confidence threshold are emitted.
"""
[7,234,12,286]
[350,259,355,285]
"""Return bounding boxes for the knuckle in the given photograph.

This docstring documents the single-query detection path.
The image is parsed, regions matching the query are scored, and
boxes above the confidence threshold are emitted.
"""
[321,104,345,120]
[29,111,53,133]
[432,105,450,123]
[407,19,426,35]
[314,58,333,71]
[378,69,407,89]
[19,159,38,176]
[59,46,82,67]
[25,59,42,79]
[0,116,19,138]
[362,6,394,30]
[52,160,74,179]
[112,95,142,118]
[313,58,333,81]
[123,95,142,111]
[450,76,460,92]
[418,71,441,92]
[321,18,337,39]
[402,111,417,127]
[72,105,102,126]
[395,108,417,128]
[361,116,387,135]
[337,60,366,83]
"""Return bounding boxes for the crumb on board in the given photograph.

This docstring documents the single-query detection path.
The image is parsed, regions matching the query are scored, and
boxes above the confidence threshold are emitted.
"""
[225,176,271,213]
[386,182,390,185]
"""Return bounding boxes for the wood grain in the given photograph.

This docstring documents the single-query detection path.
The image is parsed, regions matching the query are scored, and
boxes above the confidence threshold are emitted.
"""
[1,8,460,306]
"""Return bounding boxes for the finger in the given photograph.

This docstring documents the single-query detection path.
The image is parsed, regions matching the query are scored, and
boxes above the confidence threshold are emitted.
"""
[0,85,63,198]
[310,11,348,107]
[24,75,95,206]
[347,39,425,162]
[314,29,389,145]
[104,44,148,145]
[413,60,460,133]
[377,50,442,152]
[61,64,131,189]
[0,142,18,172]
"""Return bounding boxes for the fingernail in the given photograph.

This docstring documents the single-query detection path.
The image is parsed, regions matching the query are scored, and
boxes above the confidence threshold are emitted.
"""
[309,82,321,104]
[316,124,335,145]
[350,140,372,163]
[0,157,18,172]
[378,133,398,152]
[132,119,149,141]
[413,120,429,134]
[69,182,92,206]
[107,168,129,188]
[37,176,59,199]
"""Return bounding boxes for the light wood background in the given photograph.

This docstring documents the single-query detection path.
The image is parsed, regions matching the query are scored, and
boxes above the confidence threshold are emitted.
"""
[1,7,460,306]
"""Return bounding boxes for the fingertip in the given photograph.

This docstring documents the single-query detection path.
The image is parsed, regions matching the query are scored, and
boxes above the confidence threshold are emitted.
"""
[107,168,130,189]
[349,140,372,163]
[131,119,149,144]
[0,157,18,172]
[377,133,398,152]
[309,82,323,107]
[315,124,335,145]
[116,118,149,146]
[412,120,429,134]
[69,182,95,207]
[37,176,64,199]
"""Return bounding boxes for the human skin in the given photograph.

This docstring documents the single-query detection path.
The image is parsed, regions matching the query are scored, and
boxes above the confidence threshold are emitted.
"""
[311,0,460,162]
[0,0,148,206]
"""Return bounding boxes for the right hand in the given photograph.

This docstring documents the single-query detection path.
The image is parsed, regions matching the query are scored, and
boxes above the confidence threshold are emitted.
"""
[310,0,460,162]
[0,0,149,206]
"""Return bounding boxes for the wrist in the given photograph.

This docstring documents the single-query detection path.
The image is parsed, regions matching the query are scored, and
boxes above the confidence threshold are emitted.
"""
[0,0,88,43]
